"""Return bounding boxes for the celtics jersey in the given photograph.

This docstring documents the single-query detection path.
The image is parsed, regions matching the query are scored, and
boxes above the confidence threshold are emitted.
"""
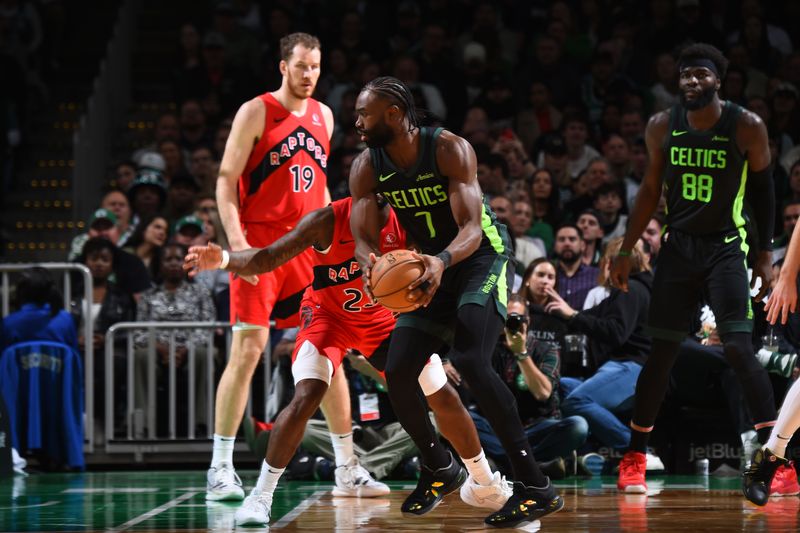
[370,127,509,256]
[662,101,748,235]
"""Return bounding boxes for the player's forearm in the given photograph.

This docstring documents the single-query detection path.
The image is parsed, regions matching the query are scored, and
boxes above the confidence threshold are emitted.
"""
[621,180,661,252]
[442,224,482,266]
[226,248,271,276]
[216,177,247,249]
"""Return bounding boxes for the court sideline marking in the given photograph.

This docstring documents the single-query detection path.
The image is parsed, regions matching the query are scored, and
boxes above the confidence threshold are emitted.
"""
[106,491,198,532]
[271,490,327,529]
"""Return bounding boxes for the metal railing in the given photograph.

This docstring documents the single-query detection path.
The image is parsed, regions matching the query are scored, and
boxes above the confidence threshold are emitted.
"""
[104,321,273,456]
[72,0,140,221]
[0,263,95,452]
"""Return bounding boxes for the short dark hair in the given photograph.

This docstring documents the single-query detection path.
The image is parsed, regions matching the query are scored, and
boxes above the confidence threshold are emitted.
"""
[82,237,117,262]
[561,111,589,130]
[555,222,582,238]
[678,42,728,80]
[14,267,62,315]
[593,182,623,199]
[280,32,321,61]
[486,153,509,178]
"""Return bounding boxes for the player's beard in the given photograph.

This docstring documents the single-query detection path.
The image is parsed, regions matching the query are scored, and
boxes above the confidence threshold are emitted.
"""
[681,85,716,110]
[287,73,315,100]
[361,121,395,148]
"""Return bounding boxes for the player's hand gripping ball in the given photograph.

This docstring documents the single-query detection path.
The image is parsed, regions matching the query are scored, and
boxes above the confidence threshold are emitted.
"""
[370,250,425,313]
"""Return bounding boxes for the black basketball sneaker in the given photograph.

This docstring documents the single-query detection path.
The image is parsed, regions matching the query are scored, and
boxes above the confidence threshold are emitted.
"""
[743,447,788,506]
[484,478,564,528]
[401,452,467,516]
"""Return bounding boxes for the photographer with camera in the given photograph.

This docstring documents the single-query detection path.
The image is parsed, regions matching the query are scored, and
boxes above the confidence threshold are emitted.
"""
[448,294,588,478]
[544,238,660,468]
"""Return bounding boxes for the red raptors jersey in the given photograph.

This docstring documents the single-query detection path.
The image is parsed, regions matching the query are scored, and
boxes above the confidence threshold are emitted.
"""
[239,93,329,226]
[304,197,406,323]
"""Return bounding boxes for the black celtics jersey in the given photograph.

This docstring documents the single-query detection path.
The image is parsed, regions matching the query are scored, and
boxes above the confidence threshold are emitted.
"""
[662,101,748,235]
[370,127,509,257]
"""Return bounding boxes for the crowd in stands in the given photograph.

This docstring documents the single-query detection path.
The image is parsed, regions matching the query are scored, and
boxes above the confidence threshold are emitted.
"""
[3,0,800,474]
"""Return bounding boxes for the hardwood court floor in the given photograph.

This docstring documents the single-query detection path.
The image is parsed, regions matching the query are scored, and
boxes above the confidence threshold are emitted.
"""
[1,471,798,532]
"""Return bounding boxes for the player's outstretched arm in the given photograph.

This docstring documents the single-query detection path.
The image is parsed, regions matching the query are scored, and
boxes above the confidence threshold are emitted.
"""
[184,206,334,277]
[610,111,668,292]
[766,220,800,325]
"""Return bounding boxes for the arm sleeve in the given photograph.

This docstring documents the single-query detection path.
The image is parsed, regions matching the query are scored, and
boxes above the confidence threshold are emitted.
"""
[747,165,775,251]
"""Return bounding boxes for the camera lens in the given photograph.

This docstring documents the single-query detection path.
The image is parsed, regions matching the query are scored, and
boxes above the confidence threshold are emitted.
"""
[506,313,524,333]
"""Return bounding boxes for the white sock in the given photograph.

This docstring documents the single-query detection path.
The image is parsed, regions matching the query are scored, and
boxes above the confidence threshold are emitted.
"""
[767,378,800,458]
[462,450,494,486]
[330,432,354,467]
[211,434,235,468]
[255,460,285,495]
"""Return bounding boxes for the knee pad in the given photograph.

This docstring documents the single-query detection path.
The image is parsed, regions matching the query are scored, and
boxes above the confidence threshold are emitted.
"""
[419,353,448,396]
[292,340,333,385]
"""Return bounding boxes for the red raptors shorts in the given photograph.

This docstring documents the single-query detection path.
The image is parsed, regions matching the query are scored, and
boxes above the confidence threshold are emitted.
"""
[292,303,396,371]
[230,222,314,328]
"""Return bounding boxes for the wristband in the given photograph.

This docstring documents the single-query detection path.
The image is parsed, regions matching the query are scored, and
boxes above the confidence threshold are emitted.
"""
[220,250,230,269]
[436,250,452,269]
[514,351,529,361]
[617,249,631,257]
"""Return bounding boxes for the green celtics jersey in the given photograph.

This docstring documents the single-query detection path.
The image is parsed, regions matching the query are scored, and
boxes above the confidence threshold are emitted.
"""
[370,127,509,256]
[662,101,748,235]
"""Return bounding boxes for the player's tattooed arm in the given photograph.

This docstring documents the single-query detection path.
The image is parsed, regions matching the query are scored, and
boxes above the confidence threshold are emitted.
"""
[229,206,335,275]
[185,207,335,277]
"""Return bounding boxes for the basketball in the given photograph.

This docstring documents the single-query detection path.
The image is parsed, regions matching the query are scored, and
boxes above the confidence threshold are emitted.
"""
[370,250,425,313]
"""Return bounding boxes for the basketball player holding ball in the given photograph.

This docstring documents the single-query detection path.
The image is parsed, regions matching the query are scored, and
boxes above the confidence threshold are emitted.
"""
[185,195,512,525]
[349,76,563,529]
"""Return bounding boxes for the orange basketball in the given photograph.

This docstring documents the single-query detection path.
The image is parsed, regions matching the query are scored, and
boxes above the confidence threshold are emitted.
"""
[370,249,425,313]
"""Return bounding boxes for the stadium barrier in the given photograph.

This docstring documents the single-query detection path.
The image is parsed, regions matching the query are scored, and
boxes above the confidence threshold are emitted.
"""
[103,321,274,456]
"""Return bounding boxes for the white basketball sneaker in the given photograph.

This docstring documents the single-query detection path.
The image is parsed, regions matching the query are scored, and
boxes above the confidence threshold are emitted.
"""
[206,463,245,501]
[459,471,513,511]
[234,488,273,526]
[332,456,390,497]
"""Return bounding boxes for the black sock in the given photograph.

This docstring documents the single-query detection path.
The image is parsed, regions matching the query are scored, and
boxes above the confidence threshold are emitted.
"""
[629,429,650,453]
[756,427,772,445]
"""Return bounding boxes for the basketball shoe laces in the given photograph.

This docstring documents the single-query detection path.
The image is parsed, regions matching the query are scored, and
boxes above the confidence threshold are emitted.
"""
[209,463,242,490]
